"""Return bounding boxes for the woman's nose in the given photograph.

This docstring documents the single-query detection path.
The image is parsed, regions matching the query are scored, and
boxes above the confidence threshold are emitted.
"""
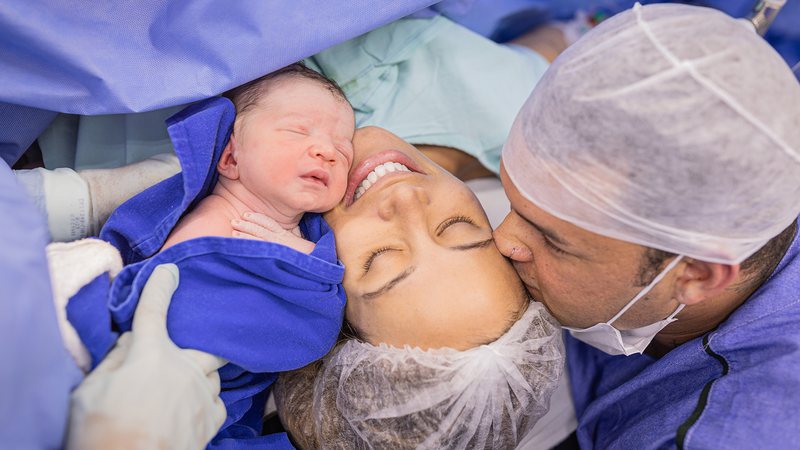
[493,214,533,262]
[377,184,431,221]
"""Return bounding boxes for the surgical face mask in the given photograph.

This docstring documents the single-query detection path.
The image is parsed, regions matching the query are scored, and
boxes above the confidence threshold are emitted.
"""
[563,255,685,356]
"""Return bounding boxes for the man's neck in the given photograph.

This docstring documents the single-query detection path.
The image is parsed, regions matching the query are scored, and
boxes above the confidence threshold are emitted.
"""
[648,278,761,357]
[211,178,303,230]
[649,221,797,357]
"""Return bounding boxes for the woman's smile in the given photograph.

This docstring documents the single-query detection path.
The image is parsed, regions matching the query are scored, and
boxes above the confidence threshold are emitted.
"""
[344,149,425,207]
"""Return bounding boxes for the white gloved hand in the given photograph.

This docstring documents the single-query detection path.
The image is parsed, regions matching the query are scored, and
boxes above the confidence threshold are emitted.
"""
[13,153,181,241]
[79,153,181,235]
[67,264,227,450]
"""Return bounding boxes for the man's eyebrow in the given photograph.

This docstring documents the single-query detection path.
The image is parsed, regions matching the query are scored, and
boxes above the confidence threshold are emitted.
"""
[450,238,495,251]
[362,266,416,300]
[514,209,570,247]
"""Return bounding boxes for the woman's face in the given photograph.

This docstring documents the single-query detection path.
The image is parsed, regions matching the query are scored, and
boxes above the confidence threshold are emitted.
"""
[324,127,527,350]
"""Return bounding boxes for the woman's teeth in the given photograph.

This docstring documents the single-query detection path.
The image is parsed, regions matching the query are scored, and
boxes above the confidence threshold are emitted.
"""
[353,162,411,201]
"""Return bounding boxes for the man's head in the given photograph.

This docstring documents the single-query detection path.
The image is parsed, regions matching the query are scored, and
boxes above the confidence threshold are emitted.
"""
[218,63,355,214]
[494,3,800,332]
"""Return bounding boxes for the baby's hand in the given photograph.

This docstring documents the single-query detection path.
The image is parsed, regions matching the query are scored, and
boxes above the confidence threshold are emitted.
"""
[232,213,315,254]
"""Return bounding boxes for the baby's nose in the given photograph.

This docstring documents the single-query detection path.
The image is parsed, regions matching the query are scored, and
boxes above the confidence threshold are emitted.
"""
[310,140,337,163]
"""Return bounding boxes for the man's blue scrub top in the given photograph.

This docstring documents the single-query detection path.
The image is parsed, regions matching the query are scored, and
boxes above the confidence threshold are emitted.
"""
[567,218,800,449]
[68,97,346,449]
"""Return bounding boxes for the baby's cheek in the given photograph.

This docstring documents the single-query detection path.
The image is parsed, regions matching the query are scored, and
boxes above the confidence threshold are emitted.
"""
[333,167,350,198]
[315,177,348,212]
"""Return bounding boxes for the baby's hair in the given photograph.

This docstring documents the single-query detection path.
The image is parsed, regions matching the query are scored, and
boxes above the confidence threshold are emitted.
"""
[223,62,349,117]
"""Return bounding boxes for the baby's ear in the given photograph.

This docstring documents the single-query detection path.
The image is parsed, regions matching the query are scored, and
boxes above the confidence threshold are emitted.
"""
[217,136,239,180]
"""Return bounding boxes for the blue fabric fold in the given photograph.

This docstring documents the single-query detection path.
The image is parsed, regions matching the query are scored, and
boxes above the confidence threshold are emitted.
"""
[70,96,346,447]
[0,0,439,115]
[65,273,118,368]
[100,97,232,263]
[0,159,83,449]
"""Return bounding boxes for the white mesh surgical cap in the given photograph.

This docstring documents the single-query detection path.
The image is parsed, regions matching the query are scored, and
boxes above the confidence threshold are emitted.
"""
[275,301,563,449]
[503,3,800,264]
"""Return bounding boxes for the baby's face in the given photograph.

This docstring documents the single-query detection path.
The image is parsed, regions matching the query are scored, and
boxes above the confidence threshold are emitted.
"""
[232,77,355,214]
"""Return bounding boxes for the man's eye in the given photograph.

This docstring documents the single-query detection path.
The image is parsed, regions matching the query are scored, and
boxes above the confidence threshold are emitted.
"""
[542,236,568,255]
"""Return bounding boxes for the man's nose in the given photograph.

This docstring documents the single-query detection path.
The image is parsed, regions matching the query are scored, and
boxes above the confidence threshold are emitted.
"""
[377,184,430,221]
[494,214,533,262]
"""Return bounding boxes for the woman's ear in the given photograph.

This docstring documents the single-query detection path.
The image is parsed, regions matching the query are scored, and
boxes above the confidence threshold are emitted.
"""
[217,134,240,180]
[675,259,740,305]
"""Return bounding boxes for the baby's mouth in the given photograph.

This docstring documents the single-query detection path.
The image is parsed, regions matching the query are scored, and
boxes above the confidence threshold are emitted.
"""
[301,168,330,187]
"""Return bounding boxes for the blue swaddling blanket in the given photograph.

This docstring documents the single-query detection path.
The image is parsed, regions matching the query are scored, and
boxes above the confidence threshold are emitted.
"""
[68,97,346,448]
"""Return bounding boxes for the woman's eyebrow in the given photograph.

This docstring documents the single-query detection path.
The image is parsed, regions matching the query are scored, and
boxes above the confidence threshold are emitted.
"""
[362,266,416,300]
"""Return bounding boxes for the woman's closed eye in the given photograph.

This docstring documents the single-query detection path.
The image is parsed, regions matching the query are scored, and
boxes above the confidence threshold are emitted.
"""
[436,215,476,236]
[361,216,489,277]
[363,246,398,274]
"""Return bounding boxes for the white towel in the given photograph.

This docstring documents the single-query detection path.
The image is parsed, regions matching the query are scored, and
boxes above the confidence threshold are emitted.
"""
[46,238,123,372]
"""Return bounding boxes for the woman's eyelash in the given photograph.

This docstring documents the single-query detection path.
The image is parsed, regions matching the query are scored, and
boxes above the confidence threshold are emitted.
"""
[438,215,475,235]
[363,246,393,272]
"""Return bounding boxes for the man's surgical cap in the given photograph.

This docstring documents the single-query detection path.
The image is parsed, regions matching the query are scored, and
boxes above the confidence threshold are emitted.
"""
[502,3,800,264]
[275,301,564,449]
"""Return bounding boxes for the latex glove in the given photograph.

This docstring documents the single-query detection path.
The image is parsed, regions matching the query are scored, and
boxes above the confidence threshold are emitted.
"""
[231,212,315,254]
[67,264,227,450]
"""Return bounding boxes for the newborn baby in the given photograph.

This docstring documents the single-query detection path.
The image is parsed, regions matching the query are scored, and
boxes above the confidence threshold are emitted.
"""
[162,62,355,253]
[64,64,356,448]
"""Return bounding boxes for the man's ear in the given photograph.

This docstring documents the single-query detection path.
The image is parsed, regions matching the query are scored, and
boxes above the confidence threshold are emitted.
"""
[217,134,240,180]
[675,259,740,305]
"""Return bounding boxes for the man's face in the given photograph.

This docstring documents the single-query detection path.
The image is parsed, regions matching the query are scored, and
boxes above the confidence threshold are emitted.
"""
[493,162,682,329]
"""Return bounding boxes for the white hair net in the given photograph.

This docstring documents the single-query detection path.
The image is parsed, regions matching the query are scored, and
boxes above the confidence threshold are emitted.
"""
[503,3,800,264]
[275,301,563,449]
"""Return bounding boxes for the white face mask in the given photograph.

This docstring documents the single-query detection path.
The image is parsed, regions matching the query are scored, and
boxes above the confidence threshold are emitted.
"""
[563,255,685,356]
